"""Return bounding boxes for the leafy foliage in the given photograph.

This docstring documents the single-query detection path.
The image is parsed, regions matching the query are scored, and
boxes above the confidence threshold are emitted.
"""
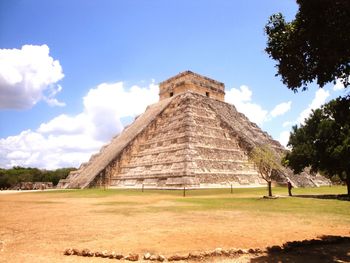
[0,167,75,189]
[249,145,282,196]
[284,96,350,195]
[265,0,350,91]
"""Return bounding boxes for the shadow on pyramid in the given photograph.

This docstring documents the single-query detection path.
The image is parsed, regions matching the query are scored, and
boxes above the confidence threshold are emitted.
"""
[58,71,330,189]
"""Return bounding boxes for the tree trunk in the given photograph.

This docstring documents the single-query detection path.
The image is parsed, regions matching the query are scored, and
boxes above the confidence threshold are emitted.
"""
[346,175,350,196]
[268,181,272,197]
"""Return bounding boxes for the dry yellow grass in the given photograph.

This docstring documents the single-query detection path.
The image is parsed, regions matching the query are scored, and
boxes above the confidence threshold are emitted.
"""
[0,188,349,262]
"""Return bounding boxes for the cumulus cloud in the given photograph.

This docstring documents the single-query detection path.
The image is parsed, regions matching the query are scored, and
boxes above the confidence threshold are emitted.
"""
[270,101,292,117]
[0,81,159,169]
[297,89,330,124]
[225,85,268,125]
[278,130,291,148]
[0,130,100,169]
[226,85,291,125]
[0,44,65,109]
[281,89,330,128]
[277,89,330,147]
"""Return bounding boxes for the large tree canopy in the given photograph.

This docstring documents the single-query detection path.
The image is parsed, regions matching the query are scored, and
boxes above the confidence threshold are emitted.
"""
[265,0,350,91]
[284,96,350,195]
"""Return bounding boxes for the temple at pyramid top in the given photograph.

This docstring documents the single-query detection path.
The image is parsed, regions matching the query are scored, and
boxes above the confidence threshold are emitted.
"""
[159,71,225,102]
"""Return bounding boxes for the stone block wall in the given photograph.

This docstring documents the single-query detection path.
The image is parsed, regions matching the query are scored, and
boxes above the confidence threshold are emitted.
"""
[159,71,225,102]
[103,92,264,188]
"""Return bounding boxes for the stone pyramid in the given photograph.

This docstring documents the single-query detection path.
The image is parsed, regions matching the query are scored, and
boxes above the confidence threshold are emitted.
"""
[59,71,329,189]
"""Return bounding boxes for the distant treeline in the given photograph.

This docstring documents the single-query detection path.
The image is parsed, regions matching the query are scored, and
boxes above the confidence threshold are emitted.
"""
[0,166,76,189]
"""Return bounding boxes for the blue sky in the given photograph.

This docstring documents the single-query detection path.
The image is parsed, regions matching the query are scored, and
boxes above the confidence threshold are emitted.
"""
[0,0,346,169]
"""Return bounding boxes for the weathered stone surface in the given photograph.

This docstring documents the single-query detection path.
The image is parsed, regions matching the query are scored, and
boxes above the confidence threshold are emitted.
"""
[168,254,189,261]
[81,249,91,257]
[157,255,166,262]
[94,251,102,257]
[188,252,203,259]
[109,251,116,258]
[72,248,81,256]
[212,247,223,256]
[125,253,139,261]
[221,249,231,256]
[143,252,151,260]
[159,71,225,102]
[267,245,282,253]
[63,248,73,256]
[101,250,109,258]
[115,253,124,260]
[149,254,158,261]
[61,71,330,189]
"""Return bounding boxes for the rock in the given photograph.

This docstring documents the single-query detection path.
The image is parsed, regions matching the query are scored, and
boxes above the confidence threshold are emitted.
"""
[72,248,82,256]
[125,253,139,261]
[64,248,73,256]
[248,248,256,254]
[158,255,166,262]
[82,249,91,257]
[143,252,151,260]
[149,254,158,261]
[101,250,109,258]
[267,245,282,253]
[254,248,263,254]
[109,251,116,258]
[188,252,202,259]
[203,251,212,257]
[227,249,239,255]
[214,248,223,255]
[94,251,102,257]
[209,248,223,256]
[168,254,188,261]
[115,253,124,260]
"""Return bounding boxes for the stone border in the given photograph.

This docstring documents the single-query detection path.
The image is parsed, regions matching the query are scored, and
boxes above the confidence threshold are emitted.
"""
[64,247,262,261]
[63,236,350,261]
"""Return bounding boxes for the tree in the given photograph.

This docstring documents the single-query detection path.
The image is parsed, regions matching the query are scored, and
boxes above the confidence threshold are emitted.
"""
[284,96,350,195]
[249,145,282,197]
[265,0,350,91]
[0,167,76,189]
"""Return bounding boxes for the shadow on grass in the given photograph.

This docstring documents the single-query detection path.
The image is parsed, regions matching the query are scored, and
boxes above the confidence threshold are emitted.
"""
[251,235,350,263]
[294,194,350,201]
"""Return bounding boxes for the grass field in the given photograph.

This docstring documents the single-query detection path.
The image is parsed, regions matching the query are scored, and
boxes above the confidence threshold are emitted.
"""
[0,186,349,262]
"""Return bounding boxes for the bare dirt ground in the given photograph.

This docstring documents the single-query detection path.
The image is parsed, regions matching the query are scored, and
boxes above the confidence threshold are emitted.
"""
[0,191,349,262]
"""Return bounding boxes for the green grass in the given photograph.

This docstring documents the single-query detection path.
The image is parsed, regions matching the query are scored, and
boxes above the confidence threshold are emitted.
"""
[175,196,350,216]
[33,186,350,219]
[38,185,348,198]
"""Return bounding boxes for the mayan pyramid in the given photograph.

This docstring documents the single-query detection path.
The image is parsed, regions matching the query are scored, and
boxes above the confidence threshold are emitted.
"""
[59,71,329,189]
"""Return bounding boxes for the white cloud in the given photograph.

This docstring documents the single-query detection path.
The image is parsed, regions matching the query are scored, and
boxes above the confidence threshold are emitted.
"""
[333,79,345,91]
[270,101,292,117]
[278,130,291,148]
[225,85,291,125]
[0,44,65,109]
[279,89,330,147]
[225,85,268,125]
[282,121,294,128]
[0,130,99,169]
[83,81,158,141]
[0,81,159,169]
[297,89,330,124]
